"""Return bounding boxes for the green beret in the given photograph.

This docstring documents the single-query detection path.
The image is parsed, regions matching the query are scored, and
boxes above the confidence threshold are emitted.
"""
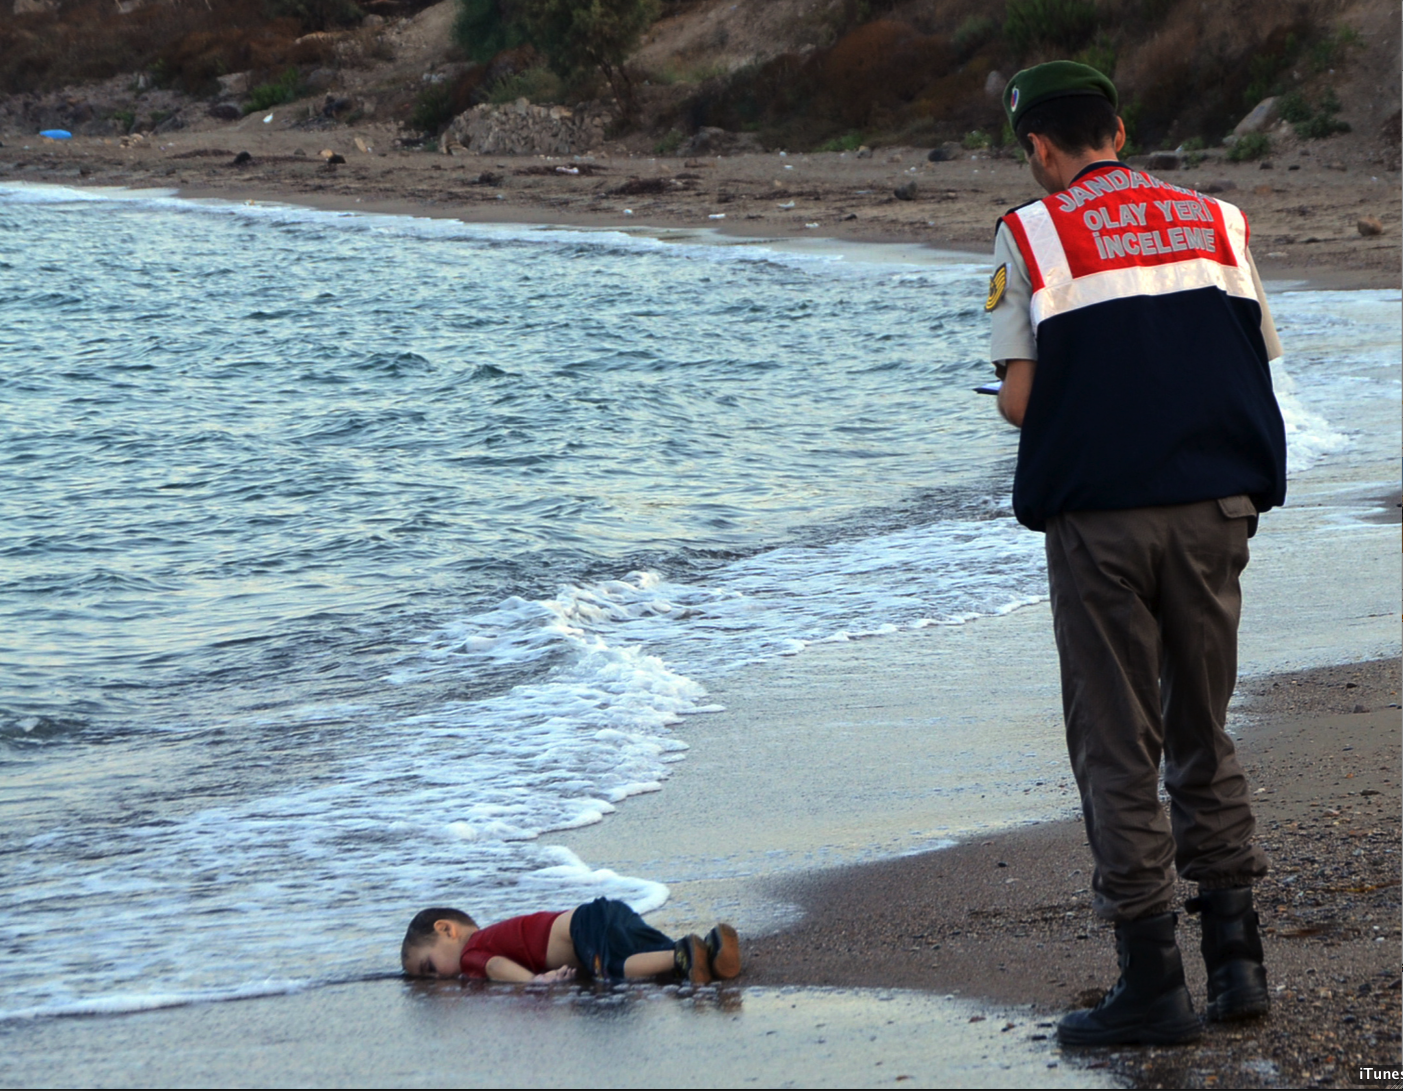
[1003,61,1117,130]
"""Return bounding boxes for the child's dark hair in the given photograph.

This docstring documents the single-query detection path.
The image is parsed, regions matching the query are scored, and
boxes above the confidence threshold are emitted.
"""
[401,907,476,963]
[1015,94,1119,155]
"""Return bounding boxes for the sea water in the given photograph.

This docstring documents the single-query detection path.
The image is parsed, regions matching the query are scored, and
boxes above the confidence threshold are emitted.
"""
[0,182,1396,1019]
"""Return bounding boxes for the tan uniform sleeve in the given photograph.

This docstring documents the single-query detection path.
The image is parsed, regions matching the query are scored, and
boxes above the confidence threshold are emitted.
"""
[989,221,1037,371]
[1244,246,1283,360]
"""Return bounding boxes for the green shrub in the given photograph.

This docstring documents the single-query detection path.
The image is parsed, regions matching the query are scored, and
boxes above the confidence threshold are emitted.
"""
[816,131,864,152]
[244,68,304,113]
[1179,135,1205,167]
[1281,87,1350,139]
[1074,32,1116,78]
[1277,90,1311,123]
[653,128,683,154]
[1226,132,1270,161]
[412,81,457,133]
[486,65,564,103]
[962,129,991,150]
[454,0,527,64]
[682,61,729,83]
[1310,26,1358,72]
[1244,31,1300,106]
[516,0,661,110]
[1004,0,1097,57]
[111,109,135,133]
[1294,111,1350,139]
[952,16,999,58]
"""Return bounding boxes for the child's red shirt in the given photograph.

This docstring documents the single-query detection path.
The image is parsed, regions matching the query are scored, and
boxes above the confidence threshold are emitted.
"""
[459,911,563,978]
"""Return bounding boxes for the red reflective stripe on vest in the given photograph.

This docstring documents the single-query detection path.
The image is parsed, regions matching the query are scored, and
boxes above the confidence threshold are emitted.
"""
[1005,166,1257,329]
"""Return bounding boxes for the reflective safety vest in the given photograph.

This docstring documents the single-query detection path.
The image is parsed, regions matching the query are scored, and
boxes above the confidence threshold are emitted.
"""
[998,162,1287,532]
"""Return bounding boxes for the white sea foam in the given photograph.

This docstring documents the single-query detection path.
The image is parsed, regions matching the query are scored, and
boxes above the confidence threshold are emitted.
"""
[1270,289,1400,478]
[0,181,978,280]
[1271,356,1349,475]
[0,980,314,1023]
[0,180,180,203]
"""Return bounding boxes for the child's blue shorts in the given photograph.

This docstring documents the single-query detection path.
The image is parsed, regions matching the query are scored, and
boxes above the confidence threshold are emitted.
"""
[569,897,674,979]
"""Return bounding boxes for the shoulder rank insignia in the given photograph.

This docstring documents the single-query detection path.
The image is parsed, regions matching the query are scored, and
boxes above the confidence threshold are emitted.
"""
[984,263,1007,312]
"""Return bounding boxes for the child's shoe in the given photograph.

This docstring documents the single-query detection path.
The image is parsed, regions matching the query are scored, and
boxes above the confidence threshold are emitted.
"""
[705,924,741,979]
[674,935,712,985]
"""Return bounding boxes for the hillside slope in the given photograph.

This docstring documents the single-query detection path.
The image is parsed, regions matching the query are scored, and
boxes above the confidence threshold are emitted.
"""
[0,0,1397,166]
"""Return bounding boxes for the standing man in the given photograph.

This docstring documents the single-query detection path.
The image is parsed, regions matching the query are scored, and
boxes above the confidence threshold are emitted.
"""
[986,61,1287,1046]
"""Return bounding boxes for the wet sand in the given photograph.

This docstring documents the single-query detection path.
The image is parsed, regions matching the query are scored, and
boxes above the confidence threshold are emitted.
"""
[0,977,1116,1089]
[748,658,1403,1089]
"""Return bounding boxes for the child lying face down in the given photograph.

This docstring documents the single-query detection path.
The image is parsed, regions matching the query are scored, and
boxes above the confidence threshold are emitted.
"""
[401,896,741,985]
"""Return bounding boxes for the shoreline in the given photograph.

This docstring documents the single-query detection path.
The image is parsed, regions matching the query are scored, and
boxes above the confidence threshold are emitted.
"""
[1,133,1397,289]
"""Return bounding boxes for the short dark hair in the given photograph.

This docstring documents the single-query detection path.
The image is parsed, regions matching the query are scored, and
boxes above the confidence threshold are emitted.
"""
[401,907,476,965]
[1015,93,1119,155]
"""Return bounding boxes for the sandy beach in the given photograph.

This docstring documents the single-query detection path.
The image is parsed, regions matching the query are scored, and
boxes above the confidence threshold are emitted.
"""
[0,126,1398,290]
[0,158,1398,1087]
[747,657,1403,1089]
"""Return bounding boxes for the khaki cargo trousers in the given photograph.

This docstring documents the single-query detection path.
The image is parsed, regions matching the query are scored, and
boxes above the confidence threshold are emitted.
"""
[1044,497,1269,922]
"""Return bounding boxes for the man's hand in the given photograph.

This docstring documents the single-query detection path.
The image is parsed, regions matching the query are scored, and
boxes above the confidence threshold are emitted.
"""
[998,359,1036,428]
[532,966,577,983]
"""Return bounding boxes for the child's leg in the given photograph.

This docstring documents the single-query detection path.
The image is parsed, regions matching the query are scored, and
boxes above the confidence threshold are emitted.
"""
[622,950,677,977]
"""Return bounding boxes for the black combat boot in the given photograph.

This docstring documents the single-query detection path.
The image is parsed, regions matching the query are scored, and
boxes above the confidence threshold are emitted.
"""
[1057,912,1202,1046]
[1185,886,1270,1021]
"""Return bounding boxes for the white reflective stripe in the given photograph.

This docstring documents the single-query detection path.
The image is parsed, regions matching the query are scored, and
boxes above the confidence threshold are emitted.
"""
[1029,258,1258,329]
[1015,202,1072,287]
[1216,199,1250,267]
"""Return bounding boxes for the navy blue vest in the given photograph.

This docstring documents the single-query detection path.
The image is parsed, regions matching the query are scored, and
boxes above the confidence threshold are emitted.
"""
[1001,165,1287,532]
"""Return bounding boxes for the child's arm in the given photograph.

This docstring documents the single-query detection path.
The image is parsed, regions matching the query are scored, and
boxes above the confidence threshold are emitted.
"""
[484,957,576,983]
